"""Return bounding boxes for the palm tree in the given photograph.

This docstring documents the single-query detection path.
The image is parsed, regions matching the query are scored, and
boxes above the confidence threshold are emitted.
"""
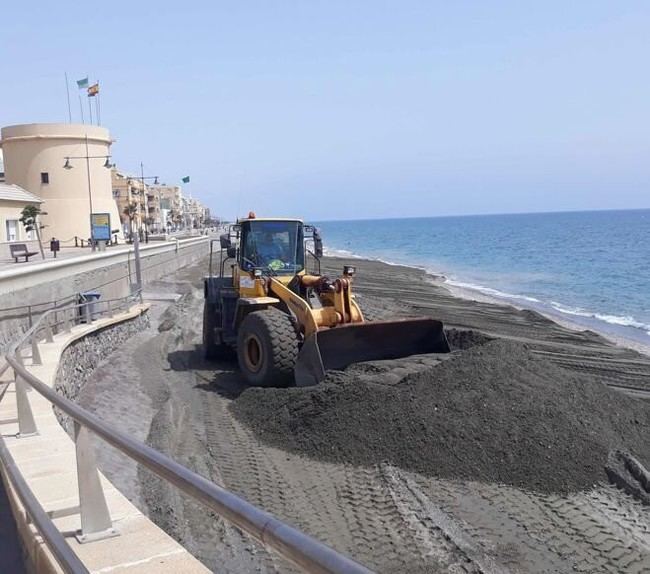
[122,201,139,242]
[19,204,46,259]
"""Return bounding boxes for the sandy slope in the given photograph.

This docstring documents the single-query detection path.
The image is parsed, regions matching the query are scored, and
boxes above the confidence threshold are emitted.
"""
[76,256,650,573]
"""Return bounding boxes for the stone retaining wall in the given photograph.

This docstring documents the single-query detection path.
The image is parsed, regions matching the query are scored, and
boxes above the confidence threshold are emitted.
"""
[0,236,206,353]
[54,311,150,433]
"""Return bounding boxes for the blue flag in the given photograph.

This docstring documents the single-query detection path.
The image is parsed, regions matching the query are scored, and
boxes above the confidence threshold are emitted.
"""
[77,77,89,89]
[182,176,190,183]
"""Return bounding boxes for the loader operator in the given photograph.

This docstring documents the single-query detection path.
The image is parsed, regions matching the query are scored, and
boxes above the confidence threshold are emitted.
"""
[247,231,288,271]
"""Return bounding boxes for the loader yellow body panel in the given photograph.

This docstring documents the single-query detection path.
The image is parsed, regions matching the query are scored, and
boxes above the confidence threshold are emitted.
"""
[204,215,450,386]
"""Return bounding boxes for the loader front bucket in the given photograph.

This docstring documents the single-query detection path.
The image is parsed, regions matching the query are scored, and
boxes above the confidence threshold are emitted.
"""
[294,318,450,387]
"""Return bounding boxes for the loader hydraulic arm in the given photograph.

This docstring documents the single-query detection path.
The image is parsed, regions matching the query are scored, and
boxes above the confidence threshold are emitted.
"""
[268,278,320,338]
[268,275,364,339]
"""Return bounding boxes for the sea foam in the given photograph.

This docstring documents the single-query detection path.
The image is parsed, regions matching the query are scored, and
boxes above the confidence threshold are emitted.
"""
[549,302,650,336]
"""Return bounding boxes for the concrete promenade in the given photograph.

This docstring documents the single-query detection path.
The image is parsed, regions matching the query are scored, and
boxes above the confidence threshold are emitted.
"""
[0,233,206,272]
[0,235,212,572]
[0,442,25,573]
[1,246,91,269]
[0,235,210,353]
[0,304,209,573]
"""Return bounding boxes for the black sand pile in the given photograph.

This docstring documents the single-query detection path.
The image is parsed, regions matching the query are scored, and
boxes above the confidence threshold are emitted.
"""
[232,340,650,493]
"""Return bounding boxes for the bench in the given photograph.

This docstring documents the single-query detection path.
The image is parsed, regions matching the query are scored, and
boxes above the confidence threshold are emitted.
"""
[9,243,38,263]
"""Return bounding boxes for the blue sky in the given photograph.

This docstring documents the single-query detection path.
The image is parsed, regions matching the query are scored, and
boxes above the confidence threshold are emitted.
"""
[1,2,649,220]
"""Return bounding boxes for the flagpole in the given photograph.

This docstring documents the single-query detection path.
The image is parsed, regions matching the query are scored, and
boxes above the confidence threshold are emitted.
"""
[96,86,101,126]
[79,94,85,124]
[88,93,93,125]
[64,72,72,123]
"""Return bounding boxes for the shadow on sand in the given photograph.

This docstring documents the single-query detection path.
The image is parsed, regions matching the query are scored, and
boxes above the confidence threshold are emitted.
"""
[166,346,249,399]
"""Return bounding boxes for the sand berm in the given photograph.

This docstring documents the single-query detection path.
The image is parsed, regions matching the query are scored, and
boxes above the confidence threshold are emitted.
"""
[232,337,650,494]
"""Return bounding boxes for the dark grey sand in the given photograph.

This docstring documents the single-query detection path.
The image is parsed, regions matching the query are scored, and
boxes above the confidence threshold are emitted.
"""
[232,257,650,494]
[77,255,650,573]
[233,339,650,493]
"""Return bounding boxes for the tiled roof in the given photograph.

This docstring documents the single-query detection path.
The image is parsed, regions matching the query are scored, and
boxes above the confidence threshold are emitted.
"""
[0,183,43,203]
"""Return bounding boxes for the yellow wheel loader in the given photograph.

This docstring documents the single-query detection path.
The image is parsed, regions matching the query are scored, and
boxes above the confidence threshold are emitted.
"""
[203,215,450,386]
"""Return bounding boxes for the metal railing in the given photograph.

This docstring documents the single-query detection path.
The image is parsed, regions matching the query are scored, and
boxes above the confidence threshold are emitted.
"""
[0,295,77,327]
[0,403,89,573]
[0,295,373,574]
[0,235,209,354]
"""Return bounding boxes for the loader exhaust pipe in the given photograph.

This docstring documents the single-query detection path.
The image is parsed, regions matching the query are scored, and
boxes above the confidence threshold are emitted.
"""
[294,318,450,387]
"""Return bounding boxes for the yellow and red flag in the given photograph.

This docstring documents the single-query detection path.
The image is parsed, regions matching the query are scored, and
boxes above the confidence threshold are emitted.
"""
[87,83,99,97]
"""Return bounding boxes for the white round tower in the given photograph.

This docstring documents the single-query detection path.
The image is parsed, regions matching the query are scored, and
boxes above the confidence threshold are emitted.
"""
[0,123,122,242]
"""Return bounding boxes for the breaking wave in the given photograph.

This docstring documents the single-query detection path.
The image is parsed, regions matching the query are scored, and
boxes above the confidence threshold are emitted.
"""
[549,302,650,336]
[444,279,542,304]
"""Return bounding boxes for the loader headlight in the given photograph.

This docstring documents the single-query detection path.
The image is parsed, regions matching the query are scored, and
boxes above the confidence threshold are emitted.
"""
[253,269,263,278]
[343,265,356,276]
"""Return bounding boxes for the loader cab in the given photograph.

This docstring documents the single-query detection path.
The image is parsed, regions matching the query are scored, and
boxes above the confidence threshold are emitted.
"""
[239,219,305,276]
[208,217,322,284]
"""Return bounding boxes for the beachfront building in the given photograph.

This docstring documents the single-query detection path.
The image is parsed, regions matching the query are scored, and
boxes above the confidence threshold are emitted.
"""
[182,196,209,229]
[0,182,43,259]
[148,183,183,232]
[111,168,149,239]
[113,167,210,236]
[0,123,122,244]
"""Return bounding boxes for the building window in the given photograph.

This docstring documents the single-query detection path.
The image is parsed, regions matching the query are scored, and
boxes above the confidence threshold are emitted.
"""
[5,219,18,241]
[113,189,120,198]
[41,172,49,184]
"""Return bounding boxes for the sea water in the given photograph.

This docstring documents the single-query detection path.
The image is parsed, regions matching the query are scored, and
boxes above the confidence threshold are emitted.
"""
[316,209,650,345]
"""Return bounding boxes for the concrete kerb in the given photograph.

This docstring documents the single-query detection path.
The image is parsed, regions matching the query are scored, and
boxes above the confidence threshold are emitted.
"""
[0,235,209,297]
[0,304,210,574]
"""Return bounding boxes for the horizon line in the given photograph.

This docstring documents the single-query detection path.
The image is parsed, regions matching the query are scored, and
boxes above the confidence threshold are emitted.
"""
[310,206,650,224]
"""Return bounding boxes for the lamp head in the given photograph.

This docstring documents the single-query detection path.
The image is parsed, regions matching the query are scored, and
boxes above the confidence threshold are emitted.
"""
[63,158,73,170]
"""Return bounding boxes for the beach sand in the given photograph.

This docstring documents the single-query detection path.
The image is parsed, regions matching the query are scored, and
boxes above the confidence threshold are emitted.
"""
[75,255,650,573]
[233,256,650,496]
[320,256,650,399]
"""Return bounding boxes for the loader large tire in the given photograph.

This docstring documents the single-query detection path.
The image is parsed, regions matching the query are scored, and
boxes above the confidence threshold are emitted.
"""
[237,309,299,387]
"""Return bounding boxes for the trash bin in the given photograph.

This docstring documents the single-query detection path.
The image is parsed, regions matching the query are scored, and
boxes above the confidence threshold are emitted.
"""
[78,291,101,323]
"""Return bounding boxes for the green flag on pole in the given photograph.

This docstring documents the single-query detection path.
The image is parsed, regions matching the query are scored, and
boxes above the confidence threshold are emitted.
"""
[77,77,89,89]
[182,176,190,183]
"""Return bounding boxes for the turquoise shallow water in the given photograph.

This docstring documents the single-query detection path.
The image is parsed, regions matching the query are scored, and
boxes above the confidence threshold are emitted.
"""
[316,209,650,344]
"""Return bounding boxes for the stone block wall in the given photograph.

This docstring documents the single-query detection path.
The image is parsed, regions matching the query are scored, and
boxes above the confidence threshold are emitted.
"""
[53,310,150,433]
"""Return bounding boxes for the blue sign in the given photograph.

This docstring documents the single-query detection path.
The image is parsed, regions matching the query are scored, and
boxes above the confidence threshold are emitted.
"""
[91,213,111,241]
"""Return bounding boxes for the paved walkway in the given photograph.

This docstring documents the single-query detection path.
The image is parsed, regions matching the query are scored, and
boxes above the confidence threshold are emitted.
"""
[0,306,209,573]
[0,246,116,271]
[0,379,26,573]
[0,233,210,273]
[0,477,26,573]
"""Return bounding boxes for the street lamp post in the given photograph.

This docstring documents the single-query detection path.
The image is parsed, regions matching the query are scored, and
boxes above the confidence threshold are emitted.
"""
[126,163,158,293]
[138,163,159,238]
[124,178,144,291]
[126,162,158,290]
[157,188,164,234]
[63,134,112,252]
